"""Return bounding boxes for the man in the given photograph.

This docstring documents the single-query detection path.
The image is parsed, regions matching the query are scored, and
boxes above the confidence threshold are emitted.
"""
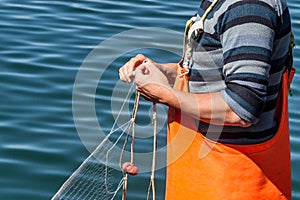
[119,0,293,199]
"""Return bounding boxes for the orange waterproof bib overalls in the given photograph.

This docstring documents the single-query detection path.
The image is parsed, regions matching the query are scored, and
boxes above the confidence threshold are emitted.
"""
[165,1,295,198]
[165,63,294,200]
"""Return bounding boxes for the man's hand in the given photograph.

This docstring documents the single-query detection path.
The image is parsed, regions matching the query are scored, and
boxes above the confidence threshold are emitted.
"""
[119,54,148,83]
[135,61,170,103]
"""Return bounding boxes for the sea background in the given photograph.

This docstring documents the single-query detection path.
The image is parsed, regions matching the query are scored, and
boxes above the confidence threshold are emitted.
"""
[0,0,299,199]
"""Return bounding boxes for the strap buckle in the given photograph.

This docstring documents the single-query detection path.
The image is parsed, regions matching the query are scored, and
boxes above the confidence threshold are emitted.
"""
[179,68,190,78]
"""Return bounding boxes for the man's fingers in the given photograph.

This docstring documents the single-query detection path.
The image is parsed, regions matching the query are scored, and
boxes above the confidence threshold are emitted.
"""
[141,66,150,75]
[135,65,149,75]
[119,68,129,82]
[119,54,150,83]
[119,64,135,83]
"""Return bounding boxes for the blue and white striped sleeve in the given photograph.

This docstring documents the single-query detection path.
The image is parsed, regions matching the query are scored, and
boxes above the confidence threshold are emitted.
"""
[219,1,278,124]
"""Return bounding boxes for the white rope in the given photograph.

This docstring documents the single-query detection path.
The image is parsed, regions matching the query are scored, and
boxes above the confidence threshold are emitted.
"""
[110,83,136,134]
[105,120,132,194]
[183,0,219,72]
[121,91,141,200]
[147,103,157,200]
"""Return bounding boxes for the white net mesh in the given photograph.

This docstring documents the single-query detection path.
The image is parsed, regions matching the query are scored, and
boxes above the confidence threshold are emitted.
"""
[52,86,138,200]
[52,121,132,200]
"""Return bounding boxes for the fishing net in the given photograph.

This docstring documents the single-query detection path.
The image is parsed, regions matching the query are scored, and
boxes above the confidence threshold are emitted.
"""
[51,123,128,200]
[52,84,157,200]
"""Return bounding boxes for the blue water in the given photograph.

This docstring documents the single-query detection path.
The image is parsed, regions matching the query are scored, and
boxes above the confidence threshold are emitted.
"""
[0,0,299,199]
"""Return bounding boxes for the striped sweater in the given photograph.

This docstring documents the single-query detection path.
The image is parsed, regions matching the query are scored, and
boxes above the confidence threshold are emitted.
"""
[187,0,291,144]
